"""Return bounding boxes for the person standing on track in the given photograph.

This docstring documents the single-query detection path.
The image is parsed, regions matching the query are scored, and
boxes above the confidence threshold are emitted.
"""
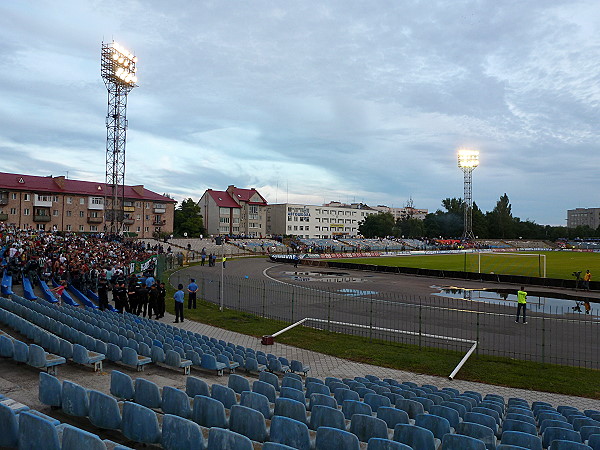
[188,278,198,309]
[515,286,528,324]
[174,283,184,323]
[583,270,591,291]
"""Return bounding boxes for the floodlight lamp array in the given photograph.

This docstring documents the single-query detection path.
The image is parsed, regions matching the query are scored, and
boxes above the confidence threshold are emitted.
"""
[101,41,138,86]
[457,149,479,169]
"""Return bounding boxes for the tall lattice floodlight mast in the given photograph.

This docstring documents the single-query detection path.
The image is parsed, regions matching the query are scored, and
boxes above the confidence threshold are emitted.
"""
[457,149,479,240]
[100,41,138,234]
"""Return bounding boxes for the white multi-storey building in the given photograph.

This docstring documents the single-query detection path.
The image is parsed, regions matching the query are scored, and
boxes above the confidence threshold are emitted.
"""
[371,205,428,221]
[266,202,377,238]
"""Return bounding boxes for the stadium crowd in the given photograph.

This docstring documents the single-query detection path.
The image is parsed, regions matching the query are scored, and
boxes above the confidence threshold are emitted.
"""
[0,226,167,317]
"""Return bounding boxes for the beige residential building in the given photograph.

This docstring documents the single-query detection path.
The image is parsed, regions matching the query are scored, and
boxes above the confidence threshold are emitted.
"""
[198,185,268,237]
[0,172,174,238]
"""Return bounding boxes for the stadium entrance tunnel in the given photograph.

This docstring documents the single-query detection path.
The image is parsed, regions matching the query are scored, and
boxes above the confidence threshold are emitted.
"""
[285,271,367,283]
[432,285,599,316]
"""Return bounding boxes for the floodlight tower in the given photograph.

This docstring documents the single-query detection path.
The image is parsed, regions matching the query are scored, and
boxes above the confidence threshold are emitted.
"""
[100,41,138,234]
[457,149,479,240]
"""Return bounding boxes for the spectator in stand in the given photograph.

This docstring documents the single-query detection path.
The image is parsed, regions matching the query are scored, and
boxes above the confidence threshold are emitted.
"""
[50,281,68,306]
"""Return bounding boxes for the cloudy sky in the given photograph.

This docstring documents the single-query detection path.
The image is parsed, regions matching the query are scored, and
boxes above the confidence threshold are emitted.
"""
[1,1,598,225]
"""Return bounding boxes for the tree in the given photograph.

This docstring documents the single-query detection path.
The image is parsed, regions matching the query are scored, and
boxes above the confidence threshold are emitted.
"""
[173,198,205,237]
[358,212,395,238]
[487,193,514,238]
[441,197,464,216]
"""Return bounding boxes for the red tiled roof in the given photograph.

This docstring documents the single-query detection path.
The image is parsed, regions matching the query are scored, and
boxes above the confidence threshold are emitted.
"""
[207,190,241,208]
[231,187,267,205]
[0,172,175,202]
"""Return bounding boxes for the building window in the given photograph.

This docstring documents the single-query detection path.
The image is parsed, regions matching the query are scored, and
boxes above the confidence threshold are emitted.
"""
[90,197,103,206]
[145,215,150,220]
[66,225,72,231]
[294,226,297,230]
[36,224,45,230]
[66,210,72,217]
[53,210,59,216]
[53,196,59,202]
[219,207,229,215]
[67,197,72,204]
[219,217,230,223]
[137,227,141,232]
[288,225,292,230]
[79,211,84,217]
[23,208,30,216]
[90,225,98,232]
[90,211,99,218]
[10,208,17,215]
[144,227,149,232]
[11,193,17,200]
[79,225,84,231]
[137,214,141,220]
[146,203,150,209]
[23,194,30,201]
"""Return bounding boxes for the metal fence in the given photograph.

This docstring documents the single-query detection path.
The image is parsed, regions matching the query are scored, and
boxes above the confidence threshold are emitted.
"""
[170,269,600,370]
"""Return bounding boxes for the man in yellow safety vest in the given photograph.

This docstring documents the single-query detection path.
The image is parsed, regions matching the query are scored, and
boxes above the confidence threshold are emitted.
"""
[515,286,527,324]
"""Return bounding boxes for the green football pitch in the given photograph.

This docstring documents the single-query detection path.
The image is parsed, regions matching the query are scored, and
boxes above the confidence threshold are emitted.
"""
[329,251,600,280]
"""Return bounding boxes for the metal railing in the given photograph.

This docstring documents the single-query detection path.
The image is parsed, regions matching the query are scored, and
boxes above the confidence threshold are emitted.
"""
[170,270,600,370]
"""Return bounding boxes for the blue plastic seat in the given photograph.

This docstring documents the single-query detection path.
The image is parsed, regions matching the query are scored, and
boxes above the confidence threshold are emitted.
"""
[18,411,62,450]
[106,343,122,362]
[543,427,583,449]
[502,418,538,436]
[240,390,273,419]
[39,372,62,407]
[201,353,227,376]
[442,400,467,419]
[122,347,152,371]
[0,402,19,448]
[161,413,204,450]
[364,393,392,413]
[110,370,134,400]
[89,390,122,429]
[62,380,89,417]
[186,376,210,398]
[229,404,269,442]
[162,386,192,419]
[192,395,228,428]
[397,398,425,419]
[310,404,346,430]
[270,416,312,450]
[290,359,310,375]
[28,343,66,375]
[134,378,162,409]
[121,401,161,444]
[228,373,251,394]
[306,381,330,398]
[474,406,502,426]
[350,413,389,442]
[309,392,338,411]
[549,441,593,450]
[465,411,498,435]
[151,345,166,363]
[367,437,412,449]
[315,426,360,450]
[253,380,277,403]
[0,335,14,358]
[393,423,436,450]
[165,350,192,374]
[573,418,600,432]
[457,421,497,450]
[335,388,361,404]
[415,413,451,440]
[282,376,304,391]
[441,433,487,450]
[588,434,600,450]
[581,426,600,442]
[541,420,575,435]
[274,397,308,424]
[282,386,307,405]
[245,356,265,373]
[343,399,373,420]
[260,371,281,391]
[430,405,461,429]
[13,339,29,363]
[377,406,409,429]
[73,343,104,372]
[61,425,106,450]
[206,427,253,450]
[211,384,237,410]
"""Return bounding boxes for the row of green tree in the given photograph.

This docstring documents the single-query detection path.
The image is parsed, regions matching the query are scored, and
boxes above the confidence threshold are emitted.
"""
[359,194,596,240]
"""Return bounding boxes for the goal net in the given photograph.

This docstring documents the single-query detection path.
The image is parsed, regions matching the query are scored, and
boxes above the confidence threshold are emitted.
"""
[474,252,546,278]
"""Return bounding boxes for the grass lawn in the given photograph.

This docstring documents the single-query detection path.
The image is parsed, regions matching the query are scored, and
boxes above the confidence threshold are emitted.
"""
[161,263,600,399]
[330,251,600,280]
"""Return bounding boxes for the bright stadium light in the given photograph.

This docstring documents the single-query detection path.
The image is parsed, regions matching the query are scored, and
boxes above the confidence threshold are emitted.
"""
[457,148,479,240]
[101,41,138,234]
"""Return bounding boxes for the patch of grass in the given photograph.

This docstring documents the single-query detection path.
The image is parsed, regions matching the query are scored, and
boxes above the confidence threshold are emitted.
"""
[160,265,600,398]
[330,251,600,280]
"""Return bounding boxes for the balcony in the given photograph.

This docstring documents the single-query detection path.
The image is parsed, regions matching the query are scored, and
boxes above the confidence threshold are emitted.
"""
[0,213,7,221]
[88,197,104,210]
[87,216,103,224]
[154,207,166,214]
[0,192,8,206]
[123,218,135,225]
[123,206,136,213]
[153,219,166,226]
[33,195,53,208]
[34,215,51,222]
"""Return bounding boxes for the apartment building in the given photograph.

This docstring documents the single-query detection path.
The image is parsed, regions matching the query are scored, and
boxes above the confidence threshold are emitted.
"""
[371,205,428,221]
[0,172,174,238]
[567,208,600,229]
[266,202,377,239]
[199,185,268,237]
